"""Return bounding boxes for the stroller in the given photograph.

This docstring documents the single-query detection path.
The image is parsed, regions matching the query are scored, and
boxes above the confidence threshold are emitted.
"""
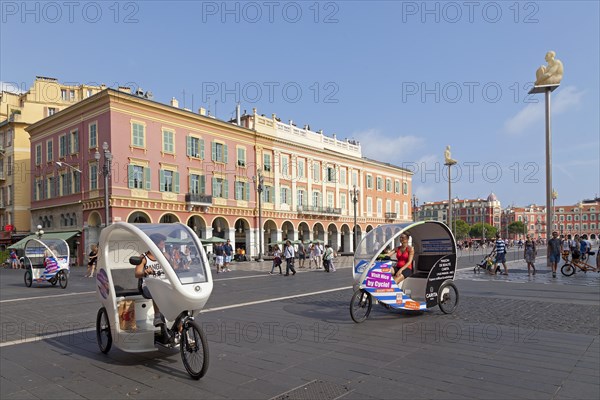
[474,250,496,273]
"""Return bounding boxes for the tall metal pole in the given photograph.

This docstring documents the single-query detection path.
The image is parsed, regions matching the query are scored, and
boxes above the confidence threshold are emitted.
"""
[352,185,359,252]
[447,163,452,231]
[256,169,264,262]
[545,89,553,246]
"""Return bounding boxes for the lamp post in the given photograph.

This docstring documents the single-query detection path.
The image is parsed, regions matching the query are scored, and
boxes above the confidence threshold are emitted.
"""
[253,168,264,262]
[452,197,459,237]
[351,185,360,252]
[444,146,457,231]
[94,142,112,227]
[36,224,44,239]
[578,201,583,236]
[412,195,419,222]
[551,189,558,236]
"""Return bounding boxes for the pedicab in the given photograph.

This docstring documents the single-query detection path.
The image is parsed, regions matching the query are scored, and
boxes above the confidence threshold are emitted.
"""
[94,222,212,379]
[23,238,70,288]
[350,221,459,323]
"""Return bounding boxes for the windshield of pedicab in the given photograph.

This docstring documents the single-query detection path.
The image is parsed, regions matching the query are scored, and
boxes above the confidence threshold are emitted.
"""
[137,224,209,284]
[24,239,69,267]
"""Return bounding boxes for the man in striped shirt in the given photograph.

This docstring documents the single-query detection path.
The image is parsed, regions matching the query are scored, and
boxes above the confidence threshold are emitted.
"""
[491,232,508,275]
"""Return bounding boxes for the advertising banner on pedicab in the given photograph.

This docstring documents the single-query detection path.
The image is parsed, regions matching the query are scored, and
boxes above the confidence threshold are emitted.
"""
[424,253,457,308]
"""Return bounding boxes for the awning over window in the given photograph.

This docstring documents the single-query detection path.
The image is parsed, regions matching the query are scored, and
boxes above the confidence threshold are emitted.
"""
[8,231,80,250]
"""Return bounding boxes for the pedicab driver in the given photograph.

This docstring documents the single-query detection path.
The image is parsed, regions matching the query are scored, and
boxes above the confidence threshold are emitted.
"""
[134,233,171,328]
[386,232,414,285]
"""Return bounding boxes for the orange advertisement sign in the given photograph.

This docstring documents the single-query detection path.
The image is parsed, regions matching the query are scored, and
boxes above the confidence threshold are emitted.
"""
[403,301,421,310]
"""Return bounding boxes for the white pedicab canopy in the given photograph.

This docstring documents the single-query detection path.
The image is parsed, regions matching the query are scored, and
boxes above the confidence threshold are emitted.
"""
[97,222,213,320]
[24,238,70,268]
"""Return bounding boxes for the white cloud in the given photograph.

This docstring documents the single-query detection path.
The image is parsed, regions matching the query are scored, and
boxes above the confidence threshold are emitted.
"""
[504,86,584,135]
[352,128,425,163]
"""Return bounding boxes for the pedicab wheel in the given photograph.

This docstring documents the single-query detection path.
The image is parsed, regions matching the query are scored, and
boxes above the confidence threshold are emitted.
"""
[438,281,459,314]
[180,320,209,380]
[350,289,372,323]
[24,270,32,287]
[57,270,68,289]
[561,263,575,277]
[50,278,57,286]
[96,307,112,354]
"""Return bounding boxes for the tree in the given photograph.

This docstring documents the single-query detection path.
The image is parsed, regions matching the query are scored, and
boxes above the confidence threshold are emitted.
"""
[469,223,497,240]
[454,220,470,240]
[508,221,526,238]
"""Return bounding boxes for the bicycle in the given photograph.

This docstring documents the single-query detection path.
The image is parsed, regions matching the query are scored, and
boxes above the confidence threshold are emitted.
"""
[560,253,598,277]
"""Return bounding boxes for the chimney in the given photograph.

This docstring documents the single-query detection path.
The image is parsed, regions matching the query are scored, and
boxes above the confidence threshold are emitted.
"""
[118,86,131,94]
[198,107,207,116]
[171,97,179,108]
[236,103,241,125]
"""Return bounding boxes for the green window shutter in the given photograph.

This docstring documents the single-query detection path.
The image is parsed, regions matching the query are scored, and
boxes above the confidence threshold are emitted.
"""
[186,136,192,157]
[189,174,193,193]
[224,179,229,198]
[144,167,151,190]
[200,139,205,159]
[245,182,250,201]
[128,165,134,188]
[212,177,217,196]
[224,145,228,163]
[211,142,216,161]
[200,175,205,194]
[174,172,180,193]
[66,135,71,155]
[159,170,165,192]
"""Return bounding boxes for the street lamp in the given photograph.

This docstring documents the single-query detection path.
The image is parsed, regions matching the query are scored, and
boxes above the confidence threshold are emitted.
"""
[253,168,264,262]
[444,146,457,230]
[351,185,360,252]
[412,195,419,222]
[36,224,44,239]
[94,142,112,227]
[578,201,583,236]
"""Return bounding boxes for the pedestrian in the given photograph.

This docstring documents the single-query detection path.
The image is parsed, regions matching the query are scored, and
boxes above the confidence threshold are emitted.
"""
[523,235,536,275]
[297,240,306,268]
[560,234,571,263]
[323,244,335,272]
[491,233,508,275]
[547,231,562,278]
[214,243,224,273]
[311,242,322,269]
[85,244,99,278]
[283,240,296,276]
[9,249,19,269]
[269,244,282,275]
[223,239,233,272]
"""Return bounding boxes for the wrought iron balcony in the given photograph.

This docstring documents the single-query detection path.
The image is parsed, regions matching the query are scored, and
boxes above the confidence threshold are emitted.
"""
[185,193,213,207]
[385,212,398,220]
[297,205,342,216]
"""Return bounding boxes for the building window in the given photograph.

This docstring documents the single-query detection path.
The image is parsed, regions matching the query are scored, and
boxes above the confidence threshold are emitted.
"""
[128,165,150,190]
[59,135,67,158]
[69,90,75,100]
[366,175,373,189]
[70,130,79,154]
[60,172,72,196]
[35,178,43,201]
[352,171,358,186]
[47,176,56,198]
[340,193,347,211]
[403,182,408,195]
[340,168,346,185]
[162,130,175,154]
[395,201,400,215]
[386,178,392,192]
[327,192,334,208]
[89,123,97,148]
[281,156,288,176]
[263,185,274,203]
[132,122,145,148]
[312,191,322,207]
[189,174,205,194]
[297,189,306,206]
[186,136,204,159]
[395,180,400,193]
[48,107,57,116]
[235,181,250,200]
[263,153,271,172]
[313,162,320,182]
[35,144,42,165]
[403,202,409,218]
[159,169,179,193]
[86,89,93,97]
[212,177,228,198]
[297,159,305,178]
[237,147,246,167]
[212,142,228,163]
[89,165,98,190]
[567,215,572,221]
[327,167,336,183]
[376,177,383,191]
[61,89,67,100]
[46,140,54,162]
[367,197,373,215]
[280,187,290,204]
[386,199,391,212]
[377,199,382,216]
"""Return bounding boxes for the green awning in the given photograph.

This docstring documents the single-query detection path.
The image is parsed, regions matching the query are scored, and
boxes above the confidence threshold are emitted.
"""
[8,231,80,249]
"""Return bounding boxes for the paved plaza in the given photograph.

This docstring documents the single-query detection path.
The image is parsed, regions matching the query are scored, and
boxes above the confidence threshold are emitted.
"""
[0,253,598,399]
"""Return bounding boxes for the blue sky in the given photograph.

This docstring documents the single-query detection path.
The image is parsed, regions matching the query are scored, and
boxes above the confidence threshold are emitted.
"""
[1,0,599,207]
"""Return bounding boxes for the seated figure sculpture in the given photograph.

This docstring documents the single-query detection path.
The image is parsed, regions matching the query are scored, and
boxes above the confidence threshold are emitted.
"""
[535,51,564,86]
[444,145,457,165]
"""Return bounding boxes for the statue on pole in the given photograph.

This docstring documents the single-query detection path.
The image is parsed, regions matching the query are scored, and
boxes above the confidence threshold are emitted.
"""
[444,145,457,165]
[535,51,564,86]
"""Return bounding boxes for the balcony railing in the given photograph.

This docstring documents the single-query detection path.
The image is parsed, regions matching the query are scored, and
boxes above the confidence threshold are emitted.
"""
[185,193,213,206]
[385,212,398,220]
[297,205,342,215]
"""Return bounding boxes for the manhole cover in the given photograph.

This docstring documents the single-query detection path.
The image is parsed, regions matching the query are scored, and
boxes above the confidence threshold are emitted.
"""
[270,379,351,400]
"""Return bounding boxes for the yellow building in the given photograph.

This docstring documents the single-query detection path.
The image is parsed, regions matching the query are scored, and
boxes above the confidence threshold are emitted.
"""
[0,76,102,247]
